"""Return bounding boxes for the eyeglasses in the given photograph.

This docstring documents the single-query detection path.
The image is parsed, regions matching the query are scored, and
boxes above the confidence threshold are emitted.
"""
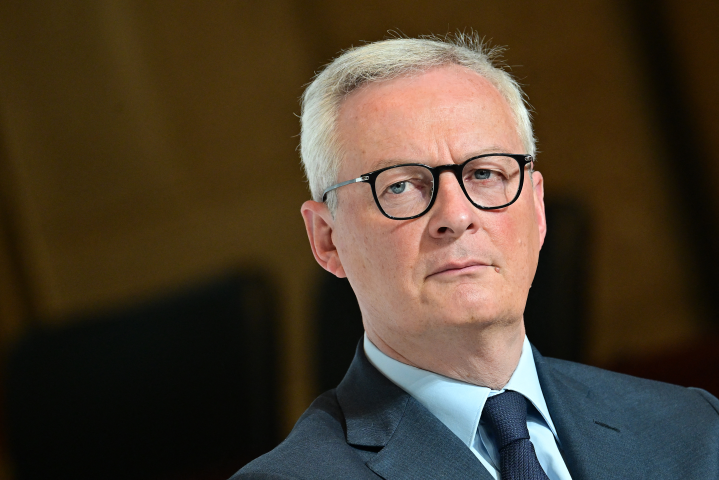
[322,153,534,220]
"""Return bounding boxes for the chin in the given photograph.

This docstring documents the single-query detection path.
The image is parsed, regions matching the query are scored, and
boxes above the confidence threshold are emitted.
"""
[444,307,515,329]
[411,282,523,331]
[429,291,523,330]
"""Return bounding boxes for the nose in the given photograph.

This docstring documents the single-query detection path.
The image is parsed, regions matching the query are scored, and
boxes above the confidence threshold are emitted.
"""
[427,170,479,239]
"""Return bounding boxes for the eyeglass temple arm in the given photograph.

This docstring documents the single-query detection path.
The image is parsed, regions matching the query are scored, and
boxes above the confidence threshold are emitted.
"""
[321,175,369,202]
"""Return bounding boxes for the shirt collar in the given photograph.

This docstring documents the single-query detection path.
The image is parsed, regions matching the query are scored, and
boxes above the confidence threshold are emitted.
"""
[363,334,559,450]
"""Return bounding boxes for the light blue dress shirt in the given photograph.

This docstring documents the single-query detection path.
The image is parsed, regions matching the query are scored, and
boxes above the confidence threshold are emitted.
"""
[364,335,572,480]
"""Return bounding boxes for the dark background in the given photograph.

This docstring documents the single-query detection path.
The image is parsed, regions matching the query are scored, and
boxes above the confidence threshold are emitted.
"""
[0,1,717,478]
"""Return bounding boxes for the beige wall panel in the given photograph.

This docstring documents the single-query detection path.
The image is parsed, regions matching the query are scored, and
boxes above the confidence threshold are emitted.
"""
[0,0,318,430]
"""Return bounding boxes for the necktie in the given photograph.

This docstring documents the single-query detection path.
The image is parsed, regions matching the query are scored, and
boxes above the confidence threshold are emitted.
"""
[482,390,550,480]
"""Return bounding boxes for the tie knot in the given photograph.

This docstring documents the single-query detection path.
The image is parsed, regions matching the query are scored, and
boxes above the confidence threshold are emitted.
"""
[482,390,530,450]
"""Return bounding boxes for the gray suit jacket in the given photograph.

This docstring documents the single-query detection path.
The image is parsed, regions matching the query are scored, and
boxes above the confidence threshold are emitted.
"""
[233,344,719,479]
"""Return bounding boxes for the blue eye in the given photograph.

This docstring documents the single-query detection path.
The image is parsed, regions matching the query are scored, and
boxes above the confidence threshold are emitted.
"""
[389,182,407,194]
[474,169,491,180]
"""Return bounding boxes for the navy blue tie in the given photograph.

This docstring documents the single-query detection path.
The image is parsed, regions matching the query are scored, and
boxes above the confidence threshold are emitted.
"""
[482,390,550,480]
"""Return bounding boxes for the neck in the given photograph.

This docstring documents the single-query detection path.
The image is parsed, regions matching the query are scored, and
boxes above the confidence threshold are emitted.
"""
[365,320,525,390]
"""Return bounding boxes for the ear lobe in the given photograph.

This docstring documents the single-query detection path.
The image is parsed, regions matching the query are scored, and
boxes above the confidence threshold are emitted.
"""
[531,171,547,248]
[301,200,347,278]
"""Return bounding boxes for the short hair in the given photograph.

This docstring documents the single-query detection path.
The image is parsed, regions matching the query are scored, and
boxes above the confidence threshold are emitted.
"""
[300,33,535,212]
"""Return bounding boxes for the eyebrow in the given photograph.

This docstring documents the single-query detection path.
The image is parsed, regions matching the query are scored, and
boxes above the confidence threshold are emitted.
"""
[367,146,512,171]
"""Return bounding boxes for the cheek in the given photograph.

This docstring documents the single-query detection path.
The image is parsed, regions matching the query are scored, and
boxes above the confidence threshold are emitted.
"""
[487,207,540,276]
[360,225,416,284]
[337,216,422,299]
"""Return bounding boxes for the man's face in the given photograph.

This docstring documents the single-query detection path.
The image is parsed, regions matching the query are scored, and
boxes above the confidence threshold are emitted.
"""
[304,65,546,360]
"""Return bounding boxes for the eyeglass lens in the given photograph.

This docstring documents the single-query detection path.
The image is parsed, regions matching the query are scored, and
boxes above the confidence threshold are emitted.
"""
[374,155,522,218]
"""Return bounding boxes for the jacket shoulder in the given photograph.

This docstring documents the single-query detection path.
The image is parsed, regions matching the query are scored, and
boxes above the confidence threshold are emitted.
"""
[542,356,719,417]
[539,356,719,477]
[231,390,378,480]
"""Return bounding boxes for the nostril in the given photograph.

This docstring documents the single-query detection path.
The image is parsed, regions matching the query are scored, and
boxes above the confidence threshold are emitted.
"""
[438,227,448,234]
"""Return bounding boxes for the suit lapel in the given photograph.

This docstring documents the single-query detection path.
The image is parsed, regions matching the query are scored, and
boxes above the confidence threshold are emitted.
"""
[367,397,493,480]
[533,347,644,480]
[337,343,493,480]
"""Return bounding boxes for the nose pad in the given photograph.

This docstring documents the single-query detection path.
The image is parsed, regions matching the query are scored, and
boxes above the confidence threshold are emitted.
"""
[427,170,477,237]
[434,169,472,206]
[433,163,470,200]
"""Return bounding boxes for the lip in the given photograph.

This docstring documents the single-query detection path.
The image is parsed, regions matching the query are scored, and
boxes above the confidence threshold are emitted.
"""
[427,260,492,278]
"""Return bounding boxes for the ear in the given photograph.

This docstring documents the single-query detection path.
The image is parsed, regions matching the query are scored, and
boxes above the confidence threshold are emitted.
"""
[301,200,347,278]
[531,171,547,249]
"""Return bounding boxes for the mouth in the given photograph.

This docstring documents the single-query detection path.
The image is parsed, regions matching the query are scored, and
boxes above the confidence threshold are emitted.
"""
[427,260,493,278]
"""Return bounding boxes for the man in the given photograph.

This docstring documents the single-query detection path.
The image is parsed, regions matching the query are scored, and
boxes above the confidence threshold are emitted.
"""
[234,35,719,479]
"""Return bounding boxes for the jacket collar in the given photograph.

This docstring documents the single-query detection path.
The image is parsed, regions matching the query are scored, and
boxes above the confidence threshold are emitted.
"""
[336,342,493,479]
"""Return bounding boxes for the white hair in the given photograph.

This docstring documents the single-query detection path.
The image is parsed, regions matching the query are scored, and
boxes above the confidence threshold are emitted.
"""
[300,33,535,212]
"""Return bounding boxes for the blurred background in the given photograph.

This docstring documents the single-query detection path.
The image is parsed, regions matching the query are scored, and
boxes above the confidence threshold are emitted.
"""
[0,0,717,478]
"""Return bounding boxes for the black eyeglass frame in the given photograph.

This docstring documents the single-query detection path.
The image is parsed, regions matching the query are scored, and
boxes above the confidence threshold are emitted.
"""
[321,153,534,220]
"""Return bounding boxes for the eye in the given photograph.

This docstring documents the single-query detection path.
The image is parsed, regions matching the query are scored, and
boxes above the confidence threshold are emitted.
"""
[474,169,492,180]
[389,181,407,194]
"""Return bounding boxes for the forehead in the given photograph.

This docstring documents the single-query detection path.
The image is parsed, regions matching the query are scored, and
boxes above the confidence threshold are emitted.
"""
[335,65,521,174]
